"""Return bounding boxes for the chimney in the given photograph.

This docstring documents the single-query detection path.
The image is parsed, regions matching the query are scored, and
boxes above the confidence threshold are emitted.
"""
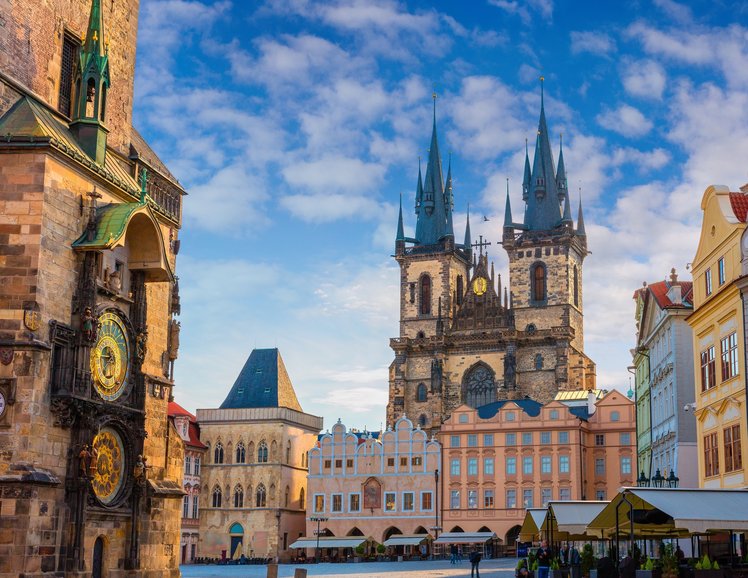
[667,268,682,305]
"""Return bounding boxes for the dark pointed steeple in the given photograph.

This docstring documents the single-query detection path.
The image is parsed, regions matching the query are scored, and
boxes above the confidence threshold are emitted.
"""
[414,92,450,245]
[70,0,111,165]
[396,193,405,244]
[445,154,454,238]
[414,160,424,240]
[577,194,586,236]
[524,77,562,231]
[463,204,472,252]
[522,138,531,202]
[562,186,572,223]
[556,133,568,199]
[504,179,513,228]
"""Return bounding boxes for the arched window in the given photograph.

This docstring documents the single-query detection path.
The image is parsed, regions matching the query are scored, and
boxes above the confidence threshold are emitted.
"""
[214,442,224,464]
[286,441,291,464]
[285,485,290,507]
[419,275,431,315]
[456,275,464,306]
[535,354,543,370]
[212,486,222,508]
[234,485,244,508]
[235,442,246,464]
[462,364,497,408]
[299,487,305,509]
[418,414,427,427]
[573,265,579,307]
[247,441,255,464]
[416,383,427,402]
[531,262,546,303]
[256,484,267,507]
[257,441,268,463]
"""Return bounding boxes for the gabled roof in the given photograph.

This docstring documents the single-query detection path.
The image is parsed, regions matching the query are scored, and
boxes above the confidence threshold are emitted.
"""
[646,280,693,310]
[168,402,206,449]
[219,348,302,411]
[168,401,194,419]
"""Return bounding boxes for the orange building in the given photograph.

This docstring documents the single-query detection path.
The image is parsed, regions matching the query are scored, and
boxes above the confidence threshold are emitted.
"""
[305,416,441,552]
[437,390,636,550]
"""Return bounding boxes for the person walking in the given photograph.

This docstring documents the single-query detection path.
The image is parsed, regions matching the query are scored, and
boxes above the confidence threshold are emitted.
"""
[450,543,458,565]
[537,540,552,578]
[569,544,581,578]
[470,547,482,578]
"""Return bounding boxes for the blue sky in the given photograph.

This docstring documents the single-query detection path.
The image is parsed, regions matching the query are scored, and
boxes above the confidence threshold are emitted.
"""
[133,0,748,431]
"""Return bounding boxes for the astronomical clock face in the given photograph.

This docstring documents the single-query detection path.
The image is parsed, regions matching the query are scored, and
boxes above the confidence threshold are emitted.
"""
[90,312,130,401]
[91,427,126,505]
[472,276,488,296]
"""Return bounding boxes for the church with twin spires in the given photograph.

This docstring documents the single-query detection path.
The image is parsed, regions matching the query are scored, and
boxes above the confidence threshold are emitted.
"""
[387,87,597,433]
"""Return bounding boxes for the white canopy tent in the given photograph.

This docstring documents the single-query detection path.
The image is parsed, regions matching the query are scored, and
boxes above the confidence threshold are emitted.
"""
[383,535,432,547]
[543,501,608,540]
[289,536,369,549]
[519,508,548,542]
[434,532,496,545]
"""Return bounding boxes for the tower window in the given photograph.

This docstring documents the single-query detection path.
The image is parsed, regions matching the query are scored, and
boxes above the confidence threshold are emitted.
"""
[58,33,80,117]
[456,275,464,306]
[418,414,427,427]
[462,363,497,408]
[416,383,427,402]
[535,354,543,370]
[573,265,579,307]
[419,275,431,315]
[531,262,547,303]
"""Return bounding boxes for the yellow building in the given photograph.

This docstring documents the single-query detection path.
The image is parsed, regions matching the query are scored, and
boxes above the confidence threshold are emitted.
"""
[688,185,748,488]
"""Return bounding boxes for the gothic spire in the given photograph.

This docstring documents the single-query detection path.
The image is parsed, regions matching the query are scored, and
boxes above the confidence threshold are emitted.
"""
[504,179,513,228]
[414,160,424,241]
[464,204,472,253]
[70,0,111,165]
[562,185,572,223]
[522,138,531,202]
[396,193,405,244]
[524,77,562,231]
[577,194,586,236]
[445,153,454,238]
[414,92,450,245]
[556,134,568,200]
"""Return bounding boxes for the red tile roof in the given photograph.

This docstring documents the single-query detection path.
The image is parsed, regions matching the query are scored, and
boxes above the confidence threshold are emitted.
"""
[646,280,693,309]
[168,401,195,420]
[187,421,207,450]
[729,192,748,223]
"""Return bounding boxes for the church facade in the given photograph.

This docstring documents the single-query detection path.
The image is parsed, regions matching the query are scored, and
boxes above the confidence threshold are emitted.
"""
[387,91,596,433]
[0,1,185,576]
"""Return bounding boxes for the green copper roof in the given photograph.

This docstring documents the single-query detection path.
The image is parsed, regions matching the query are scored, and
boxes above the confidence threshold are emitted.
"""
[463,206,471,252]
[396,194,405,243]
[73,202,144,249]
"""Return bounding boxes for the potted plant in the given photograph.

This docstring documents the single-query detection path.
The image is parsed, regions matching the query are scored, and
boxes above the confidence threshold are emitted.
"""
[376,543,385,561]
[354,545,364,563]
[581,544,596,578]
[660,544,678,578]
[517,558,529,578]
[694,555,723,578]
[636,556,662,578]
[551,557,563,578]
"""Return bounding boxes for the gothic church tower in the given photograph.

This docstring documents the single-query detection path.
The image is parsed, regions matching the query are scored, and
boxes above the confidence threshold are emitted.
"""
[387,86,595,434]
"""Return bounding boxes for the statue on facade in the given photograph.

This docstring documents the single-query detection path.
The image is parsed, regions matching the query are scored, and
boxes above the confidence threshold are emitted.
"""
[81,307,97,342]
[504,351,516,389]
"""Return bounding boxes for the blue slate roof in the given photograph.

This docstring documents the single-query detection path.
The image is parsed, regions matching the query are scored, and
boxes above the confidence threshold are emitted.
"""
[477,398,543,419]
[219,348,302,411]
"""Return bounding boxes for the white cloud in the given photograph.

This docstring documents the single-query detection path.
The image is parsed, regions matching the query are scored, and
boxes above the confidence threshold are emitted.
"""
[621,59,666,100]
[489,0,553,23]
[611,147,670,171]
[280,193,382,223]
[597,104,653,137]
[570,31,616,55]
[311,387,389,415]
[282,156,386,193]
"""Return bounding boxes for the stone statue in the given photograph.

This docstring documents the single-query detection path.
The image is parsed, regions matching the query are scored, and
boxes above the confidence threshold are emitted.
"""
[136,329,148,362]
[168,321,180,361]
[78,444,92,477]
[107,269,122,293]
[430,359,443,393]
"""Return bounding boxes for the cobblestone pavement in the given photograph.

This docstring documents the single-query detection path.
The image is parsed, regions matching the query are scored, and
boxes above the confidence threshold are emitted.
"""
[181,557,517,577]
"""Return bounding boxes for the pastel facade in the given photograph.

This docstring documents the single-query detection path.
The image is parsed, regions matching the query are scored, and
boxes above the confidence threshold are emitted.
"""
[169,402,208,563]
[438,391,636,548]
[0,0,186,576]
[387,91,595,434]
[688,185,748,488]
[306,416,441,545]
[633,272,698,487]
[197,349,323,562]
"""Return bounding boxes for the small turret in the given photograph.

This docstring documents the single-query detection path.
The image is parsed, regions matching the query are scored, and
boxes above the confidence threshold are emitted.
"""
[445,154,454,238]
[396,193,405,252]
[522,139,531,202]
[70,0,111,165]
[463,205,472,255]
[504,180,513,228]
[576,195,586,237]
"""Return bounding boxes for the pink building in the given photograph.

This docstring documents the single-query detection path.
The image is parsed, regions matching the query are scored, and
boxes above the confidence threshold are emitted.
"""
[305,416,441,556]
[438,390,636,551]
[168,401,208,564]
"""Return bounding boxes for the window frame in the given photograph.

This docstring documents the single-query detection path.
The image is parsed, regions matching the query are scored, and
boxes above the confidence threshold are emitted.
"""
[402,491,415,512]
[721,333,739,382]
[701,346,716,391]
[384,492,397,512]
[313,494,325,513]
[349,493,361,512]
[724,424,742,473]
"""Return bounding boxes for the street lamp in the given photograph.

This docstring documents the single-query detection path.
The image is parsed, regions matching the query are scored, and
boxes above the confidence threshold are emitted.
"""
[652,469,665,488]
[310,516,328,563]
[667,470,679,488]
[637,471,650,487]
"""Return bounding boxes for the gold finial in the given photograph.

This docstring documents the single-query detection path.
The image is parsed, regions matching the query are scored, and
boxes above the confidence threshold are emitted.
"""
[92,30,98,42]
